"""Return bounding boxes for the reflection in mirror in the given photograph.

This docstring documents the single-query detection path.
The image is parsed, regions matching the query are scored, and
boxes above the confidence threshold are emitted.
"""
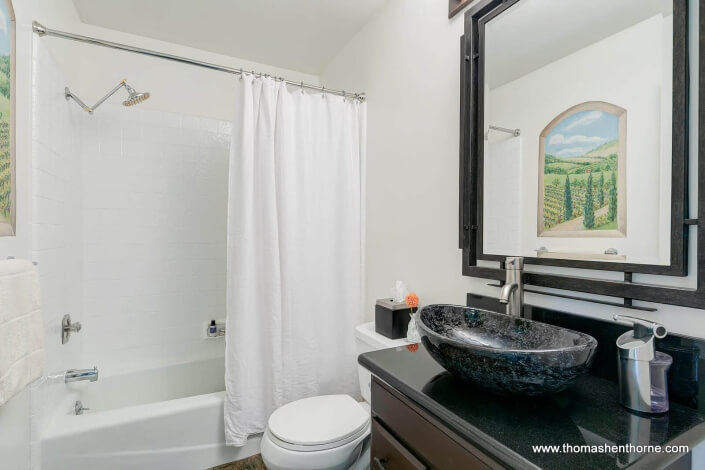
[482,0,673,265]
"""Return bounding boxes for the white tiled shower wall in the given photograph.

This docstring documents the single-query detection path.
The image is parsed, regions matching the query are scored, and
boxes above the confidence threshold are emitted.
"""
[81,106,231,373]
[32,42,232,380]
[31,42,85,440]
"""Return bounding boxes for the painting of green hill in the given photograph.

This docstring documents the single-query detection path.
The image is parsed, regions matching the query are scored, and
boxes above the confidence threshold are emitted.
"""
[544,140,617,174]
[585,140,618,158]
[540,102,625,237]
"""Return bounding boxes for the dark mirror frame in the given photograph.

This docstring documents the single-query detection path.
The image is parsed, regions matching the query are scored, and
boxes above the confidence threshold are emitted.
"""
[459,0,705,308]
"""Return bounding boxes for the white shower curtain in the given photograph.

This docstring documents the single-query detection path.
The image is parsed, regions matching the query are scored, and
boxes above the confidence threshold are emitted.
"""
[224,75,366,446]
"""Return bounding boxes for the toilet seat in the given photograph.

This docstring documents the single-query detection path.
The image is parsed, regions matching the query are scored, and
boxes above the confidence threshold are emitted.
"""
[267,395,370,452]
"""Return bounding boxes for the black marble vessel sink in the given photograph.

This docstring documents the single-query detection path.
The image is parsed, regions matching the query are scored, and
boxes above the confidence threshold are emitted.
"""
[416,304,597,395]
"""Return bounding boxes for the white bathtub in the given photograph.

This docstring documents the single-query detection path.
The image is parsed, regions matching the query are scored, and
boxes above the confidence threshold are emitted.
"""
[41,358,260,470]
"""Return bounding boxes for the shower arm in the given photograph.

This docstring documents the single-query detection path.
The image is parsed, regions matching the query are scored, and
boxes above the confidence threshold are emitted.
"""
[65,79,130,114]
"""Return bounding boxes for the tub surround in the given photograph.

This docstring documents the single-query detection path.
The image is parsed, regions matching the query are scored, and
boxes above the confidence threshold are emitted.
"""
[360,300,705,469]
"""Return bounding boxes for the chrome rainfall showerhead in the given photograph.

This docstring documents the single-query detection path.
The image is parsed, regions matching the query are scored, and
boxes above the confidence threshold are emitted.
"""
[64,79,151,114]
[122,84,151,107]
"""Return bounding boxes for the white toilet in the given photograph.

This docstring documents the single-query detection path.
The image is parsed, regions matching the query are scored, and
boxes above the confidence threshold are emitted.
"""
[260,322,409,470]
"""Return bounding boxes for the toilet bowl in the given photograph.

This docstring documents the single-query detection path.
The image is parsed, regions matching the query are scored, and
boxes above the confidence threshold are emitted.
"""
[261,322,409,470]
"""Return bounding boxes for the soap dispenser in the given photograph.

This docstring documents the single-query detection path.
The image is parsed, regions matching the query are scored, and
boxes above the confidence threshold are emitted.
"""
[614,315,673,414]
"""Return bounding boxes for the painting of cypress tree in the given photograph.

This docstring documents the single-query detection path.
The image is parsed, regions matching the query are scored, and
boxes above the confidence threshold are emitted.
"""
[563,175,573,220]
[597,171,605,207]
[583,172,595,229]
[608,171,617,221]
[0,0,13,237]
[538,101,626,237]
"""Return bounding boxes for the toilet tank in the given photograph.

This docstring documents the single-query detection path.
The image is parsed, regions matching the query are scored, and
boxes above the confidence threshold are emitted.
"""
[354,322,409,403]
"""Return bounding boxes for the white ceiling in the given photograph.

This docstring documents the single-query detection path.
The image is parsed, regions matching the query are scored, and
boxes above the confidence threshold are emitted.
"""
[71,0,387,75]
[485,0,673,89]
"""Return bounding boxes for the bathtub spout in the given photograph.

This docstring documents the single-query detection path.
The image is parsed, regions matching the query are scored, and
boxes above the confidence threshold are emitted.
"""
[65,366,99,383]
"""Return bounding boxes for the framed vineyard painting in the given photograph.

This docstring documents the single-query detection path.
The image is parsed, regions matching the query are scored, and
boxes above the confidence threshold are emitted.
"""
[0,0,12,236]
[538,102,627,238]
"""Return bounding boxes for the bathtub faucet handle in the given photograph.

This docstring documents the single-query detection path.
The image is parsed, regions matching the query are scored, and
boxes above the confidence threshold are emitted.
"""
[74,400,90,415]
[62,314,82,344]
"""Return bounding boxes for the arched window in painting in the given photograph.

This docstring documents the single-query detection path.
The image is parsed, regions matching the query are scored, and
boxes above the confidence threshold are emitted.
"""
[0,0,13,236]
[538,101,626,238]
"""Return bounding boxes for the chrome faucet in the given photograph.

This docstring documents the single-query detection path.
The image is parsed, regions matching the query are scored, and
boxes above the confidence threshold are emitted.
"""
[498,257,524,317]
[65,366,99,383]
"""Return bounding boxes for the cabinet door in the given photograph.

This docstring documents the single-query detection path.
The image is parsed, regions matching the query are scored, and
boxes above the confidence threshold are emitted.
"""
[372,378,496,469]
[371,418,427,470]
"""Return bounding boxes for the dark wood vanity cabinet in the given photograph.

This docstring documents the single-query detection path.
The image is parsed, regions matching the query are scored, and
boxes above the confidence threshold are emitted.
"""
[370,377,500,470]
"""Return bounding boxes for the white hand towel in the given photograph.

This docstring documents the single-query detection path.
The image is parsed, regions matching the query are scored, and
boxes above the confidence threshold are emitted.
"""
[0,259,43,406]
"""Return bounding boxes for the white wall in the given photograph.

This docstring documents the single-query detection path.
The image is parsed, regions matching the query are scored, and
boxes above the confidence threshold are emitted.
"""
[30,41,86,470]
[322,0,484,316]
[81,105,230,373]
[485,14,672,265]
[32,39,84,390]
[321,0,705,340]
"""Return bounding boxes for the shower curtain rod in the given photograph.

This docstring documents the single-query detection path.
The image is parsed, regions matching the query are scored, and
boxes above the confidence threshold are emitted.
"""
[31,21,366,102]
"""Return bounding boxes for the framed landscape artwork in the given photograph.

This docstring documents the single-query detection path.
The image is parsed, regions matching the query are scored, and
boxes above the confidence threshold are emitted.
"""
[538,101,627,238]
[0,0,13,236]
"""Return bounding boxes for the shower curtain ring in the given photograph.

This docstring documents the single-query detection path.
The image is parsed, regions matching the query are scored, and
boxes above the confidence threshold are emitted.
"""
[343,91,347,102]
[322,86,326,99]
[300,82,304,94]
[238,68,243,81]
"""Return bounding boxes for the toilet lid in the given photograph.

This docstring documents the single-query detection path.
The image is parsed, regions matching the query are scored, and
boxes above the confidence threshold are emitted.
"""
[268,395,370,447]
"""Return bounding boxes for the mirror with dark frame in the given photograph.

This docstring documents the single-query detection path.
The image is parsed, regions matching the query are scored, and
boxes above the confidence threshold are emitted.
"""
[460,0,705,308]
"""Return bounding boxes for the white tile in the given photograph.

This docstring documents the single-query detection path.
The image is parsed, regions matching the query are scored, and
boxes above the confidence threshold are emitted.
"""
[33,63,231,374]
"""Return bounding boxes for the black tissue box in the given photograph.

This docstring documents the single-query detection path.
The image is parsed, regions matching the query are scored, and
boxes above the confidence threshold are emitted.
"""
[375,298,413,340]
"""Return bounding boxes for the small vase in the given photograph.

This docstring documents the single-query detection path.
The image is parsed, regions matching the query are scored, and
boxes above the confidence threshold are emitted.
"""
[406,315,420,343]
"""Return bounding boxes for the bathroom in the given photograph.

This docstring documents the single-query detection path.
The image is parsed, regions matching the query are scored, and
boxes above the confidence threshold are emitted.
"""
[1,0,705,468]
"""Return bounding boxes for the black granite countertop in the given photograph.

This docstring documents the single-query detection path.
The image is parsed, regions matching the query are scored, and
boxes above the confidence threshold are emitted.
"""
[359,344,705,470]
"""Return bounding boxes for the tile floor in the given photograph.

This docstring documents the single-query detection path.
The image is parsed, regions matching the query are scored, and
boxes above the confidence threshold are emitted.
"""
[209,454,266,470]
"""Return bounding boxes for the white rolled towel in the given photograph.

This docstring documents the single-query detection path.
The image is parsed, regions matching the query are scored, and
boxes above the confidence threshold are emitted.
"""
[0,259,43,406]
